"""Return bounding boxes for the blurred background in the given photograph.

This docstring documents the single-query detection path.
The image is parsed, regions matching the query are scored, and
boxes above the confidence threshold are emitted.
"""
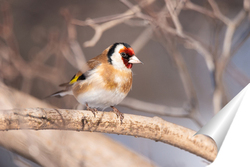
[0,0,249,166]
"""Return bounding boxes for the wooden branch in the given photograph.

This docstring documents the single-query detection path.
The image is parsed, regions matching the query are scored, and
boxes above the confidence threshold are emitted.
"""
[0,82,153,167]
[0,107,217,162]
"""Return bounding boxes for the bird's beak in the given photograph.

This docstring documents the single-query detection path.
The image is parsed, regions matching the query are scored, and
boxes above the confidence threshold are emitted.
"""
[128,56,143,64]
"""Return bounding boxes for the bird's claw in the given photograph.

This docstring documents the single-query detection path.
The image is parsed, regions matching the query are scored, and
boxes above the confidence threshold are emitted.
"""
[111,106,124,124]
[86,103,98,117]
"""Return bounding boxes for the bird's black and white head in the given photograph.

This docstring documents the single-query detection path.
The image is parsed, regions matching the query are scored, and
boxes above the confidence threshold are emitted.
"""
[107,42,142,70]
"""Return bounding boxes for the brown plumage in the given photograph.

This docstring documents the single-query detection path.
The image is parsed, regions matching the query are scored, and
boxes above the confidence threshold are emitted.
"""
[49,42,142,123]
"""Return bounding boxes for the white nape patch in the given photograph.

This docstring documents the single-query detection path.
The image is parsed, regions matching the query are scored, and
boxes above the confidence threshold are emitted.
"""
[76,89,127,109]
[111,44,131,71]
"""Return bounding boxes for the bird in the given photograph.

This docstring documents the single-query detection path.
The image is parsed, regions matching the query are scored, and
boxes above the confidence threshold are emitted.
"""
[49,42,142,123]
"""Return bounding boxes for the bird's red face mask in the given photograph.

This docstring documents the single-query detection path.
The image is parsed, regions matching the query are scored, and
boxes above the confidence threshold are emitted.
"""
[119,47,142,69]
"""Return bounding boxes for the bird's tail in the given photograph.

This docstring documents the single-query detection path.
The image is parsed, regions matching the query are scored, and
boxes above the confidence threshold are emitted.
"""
[46,90,72,98]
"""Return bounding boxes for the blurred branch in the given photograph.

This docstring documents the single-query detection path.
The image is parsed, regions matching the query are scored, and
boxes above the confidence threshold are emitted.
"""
[244,0,250,11]
[154,28,204,127]
[184,0,250,113]
[184,1,215,18]
[71,13,134,26]
[120,97,189,117]
[168,43,203,126]
[208,0,230,25]
[134,0,215,72]
[0,82,154,167]
[0,2,66,90]
[61,9,89,73]
[213,8,247,113]
[71,0,154,48]
[121,89,204,127]
[184,0,249,113]
[166,0,183,35]
[71,9,136,47]
[120,83,205,127]
[131,26,153,53]
[0,107,217,162]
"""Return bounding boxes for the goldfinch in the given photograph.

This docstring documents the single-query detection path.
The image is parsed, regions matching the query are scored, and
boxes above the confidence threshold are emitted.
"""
[50,42,142,122]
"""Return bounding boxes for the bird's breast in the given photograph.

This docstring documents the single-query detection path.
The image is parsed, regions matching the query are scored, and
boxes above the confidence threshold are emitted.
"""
[98,64,132,94]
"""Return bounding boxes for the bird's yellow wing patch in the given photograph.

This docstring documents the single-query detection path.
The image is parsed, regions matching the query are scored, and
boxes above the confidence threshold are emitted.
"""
[69,71,85,85]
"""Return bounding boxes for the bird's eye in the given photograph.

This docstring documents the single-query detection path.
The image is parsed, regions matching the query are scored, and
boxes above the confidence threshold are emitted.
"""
[121,52,126,57]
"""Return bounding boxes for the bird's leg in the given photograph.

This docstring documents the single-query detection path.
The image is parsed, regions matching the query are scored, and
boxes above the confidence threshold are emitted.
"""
[86,103,98,117]
[110,106,124,123]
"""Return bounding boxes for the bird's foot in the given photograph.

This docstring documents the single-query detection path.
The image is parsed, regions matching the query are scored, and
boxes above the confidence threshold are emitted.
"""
[86,103,98,117]
[111,106,124,124]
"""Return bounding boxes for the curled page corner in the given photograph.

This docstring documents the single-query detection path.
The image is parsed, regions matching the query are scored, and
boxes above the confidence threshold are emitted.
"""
[194,84,249,151]
[194,83,250,166]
